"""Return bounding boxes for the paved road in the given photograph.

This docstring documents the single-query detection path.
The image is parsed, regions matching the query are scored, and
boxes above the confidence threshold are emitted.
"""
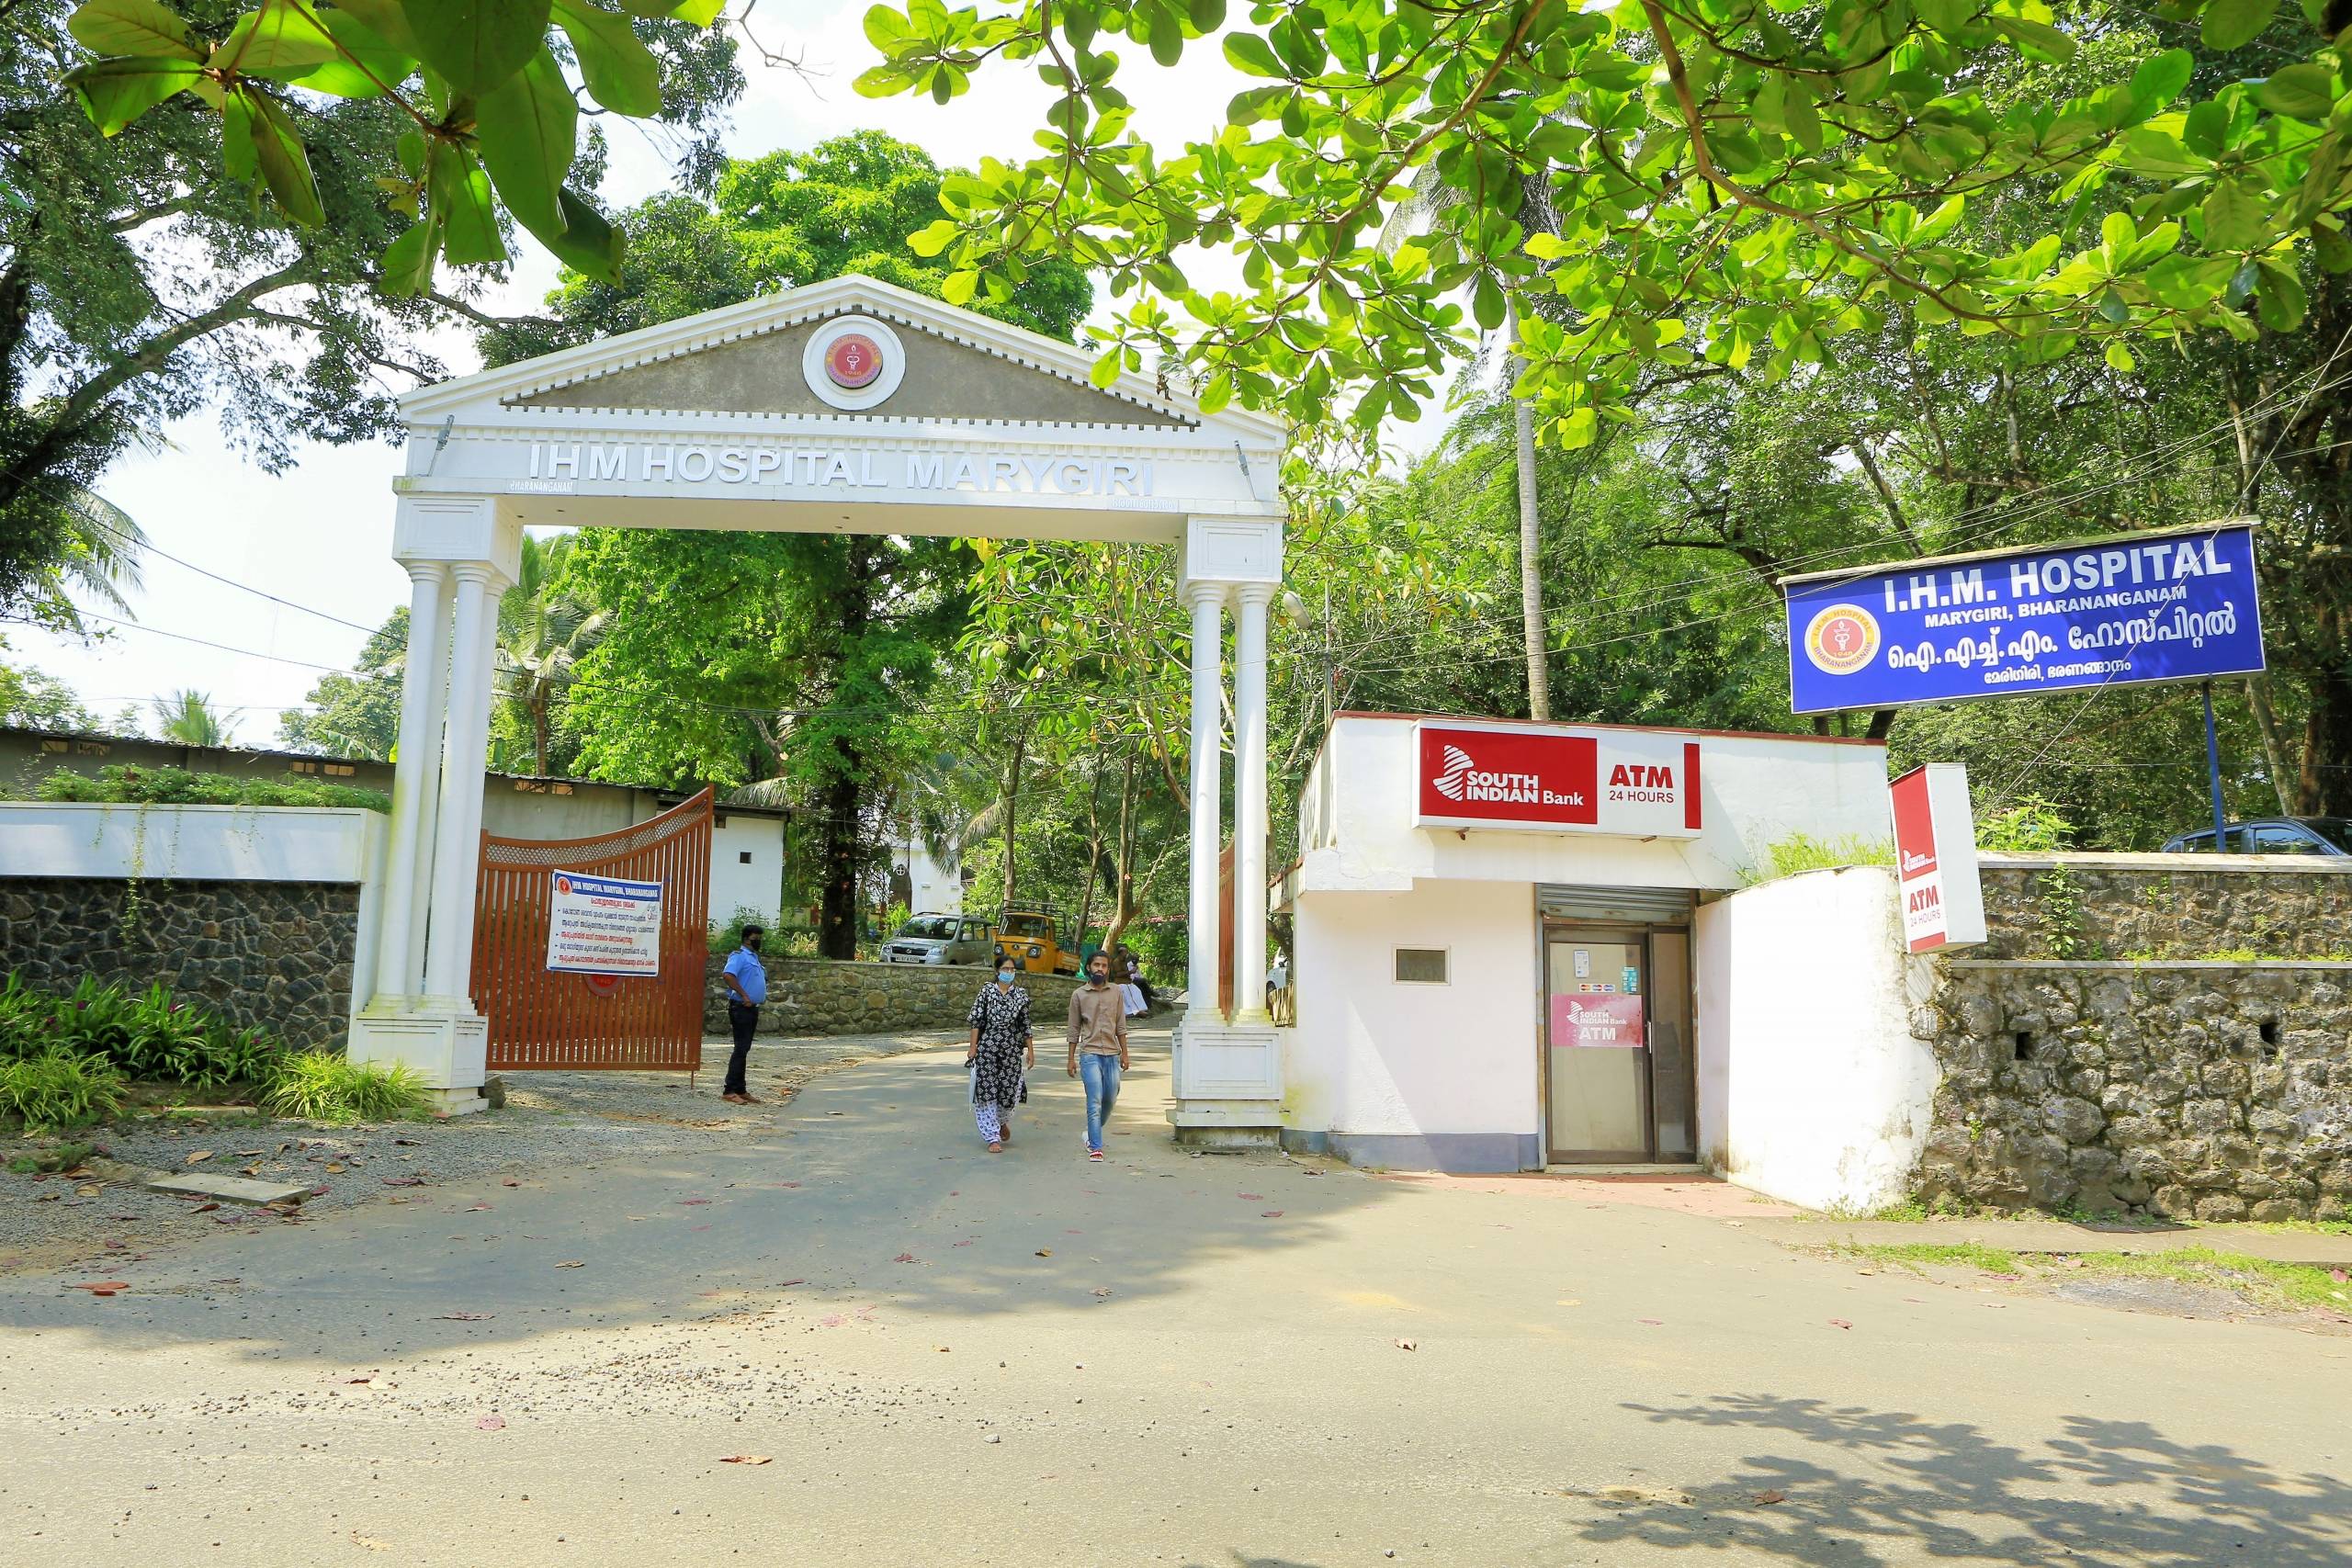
[3,1027,2348,1566]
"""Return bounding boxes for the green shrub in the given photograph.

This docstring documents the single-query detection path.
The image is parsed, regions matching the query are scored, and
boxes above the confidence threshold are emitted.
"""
[1976,796,2075,853]
[0,974,282,1089]
[0,1046,127,1132]
[36,763,389,813]
[51,976,132,1062]
[0,973,54,1060]
[260,1053,428,1122]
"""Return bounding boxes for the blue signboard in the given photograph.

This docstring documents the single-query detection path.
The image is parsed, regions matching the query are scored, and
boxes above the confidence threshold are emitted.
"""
[1781,524,2265,715]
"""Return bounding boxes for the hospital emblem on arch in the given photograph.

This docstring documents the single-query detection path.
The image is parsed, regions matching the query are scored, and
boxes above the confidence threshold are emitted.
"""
[802,315,908,411]
[1803,602,1881,675]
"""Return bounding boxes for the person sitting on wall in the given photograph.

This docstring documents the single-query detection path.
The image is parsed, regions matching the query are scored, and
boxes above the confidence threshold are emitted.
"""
[719,924,766,1106]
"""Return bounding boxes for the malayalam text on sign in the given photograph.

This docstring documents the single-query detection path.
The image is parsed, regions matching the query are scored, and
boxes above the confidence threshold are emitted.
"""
[546,871,663,977]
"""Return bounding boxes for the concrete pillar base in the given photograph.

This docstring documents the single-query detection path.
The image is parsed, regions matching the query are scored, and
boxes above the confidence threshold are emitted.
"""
[348,1002,488,1094]
[1169,1016,1282,1136]
[1169,1119,1283,1152]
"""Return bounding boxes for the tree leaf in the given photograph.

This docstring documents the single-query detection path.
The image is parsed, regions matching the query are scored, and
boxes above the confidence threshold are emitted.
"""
[244,88,325,225]
[553,0,663,117]
[2201,178,2268,251]
[2256,256,2308,330]
[2256,62,2336,123]
[473,46,575,238]
[546,186,625,281]
[220,85,258,181]
[286,12,417,98]
[403,0,552,96]
[209,0,341,74]
[1988,16,2076,62]
[65,56,199,135]
[430,145,507,264]
[328,0,422,52]
[1223,32,1284,77]
[2199,0,2278,51]
[2128,48,2193,111]
[379,218,443,295]
[622,0,721,21]
[67,0,201,61]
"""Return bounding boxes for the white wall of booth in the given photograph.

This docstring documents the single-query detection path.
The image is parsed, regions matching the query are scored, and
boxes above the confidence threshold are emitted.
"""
[1280,713,1929,1203]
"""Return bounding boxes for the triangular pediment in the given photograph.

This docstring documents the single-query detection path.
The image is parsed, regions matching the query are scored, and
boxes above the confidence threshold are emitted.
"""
[401,275,1276,440]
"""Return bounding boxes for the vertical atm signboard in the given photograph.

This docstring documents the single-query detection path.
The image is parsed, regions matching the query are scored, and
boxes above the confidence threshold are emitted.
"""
[1888,763,1987,953]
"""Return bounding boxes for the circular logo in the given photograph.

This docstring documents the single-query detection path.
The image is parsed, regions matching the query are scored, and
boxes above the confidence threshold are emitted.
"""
[824,333,884,389]
[1804,603,1881,675]
[555,875,572,895]
[582,973,619,998]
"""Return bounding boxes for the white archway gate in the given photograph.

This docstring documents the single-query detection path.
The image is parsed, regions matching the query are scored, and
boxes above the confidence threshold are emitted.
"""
[351,274,1283,1135]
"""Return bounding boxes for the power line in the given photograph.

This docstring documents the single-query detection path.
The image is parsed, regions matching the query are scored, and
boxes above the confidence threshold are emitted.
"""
[1327,353,2352,663]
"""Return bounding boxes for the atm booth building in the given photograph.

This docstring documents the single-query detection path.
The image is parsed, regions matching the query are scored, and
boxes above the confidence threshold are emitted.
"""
[1276,713,1899,1173]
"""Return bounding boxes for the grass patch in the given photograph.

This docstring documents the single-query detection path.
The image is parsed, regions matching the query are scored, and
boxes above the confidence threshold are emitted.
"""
[1834,1242,2352,1313]
[1741,832,1895,885]
[0,1046,127,1133]
[6,1141,96,1174]
[2251,1216,2352,1238]
[259,1053,429,1123]
[1842,1241,2023,1273]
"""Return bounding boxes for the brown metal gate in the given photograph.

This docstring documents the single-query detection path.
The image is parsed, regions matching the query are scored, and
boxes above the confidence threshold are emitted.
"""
[470,789,714,1072]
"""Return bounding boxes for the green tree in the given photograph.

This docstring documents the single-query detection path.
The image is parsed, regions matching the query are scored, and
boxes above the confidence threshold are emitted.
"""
[6,0,743,623]
[278,606,406,759]
[152,687,232,746]
[0,653,101,731]
[492,532,600,778]
[480,132,1091,957]
[861,1,2346,434]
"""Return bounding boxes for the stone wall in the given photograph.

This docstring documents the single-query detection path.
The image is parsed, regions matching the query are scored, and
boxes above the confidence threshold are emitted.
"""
[705,955,1091,1038]
[1975,854,2352,959]
[1912,856,2352,1220]
[0,877,359,1050]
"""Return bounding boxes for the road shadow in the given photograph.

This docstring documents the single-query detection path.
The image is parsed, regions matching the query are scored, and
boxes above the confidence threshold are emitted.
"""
[3,1027,1404,1360]
[1571,1393,2352,1565]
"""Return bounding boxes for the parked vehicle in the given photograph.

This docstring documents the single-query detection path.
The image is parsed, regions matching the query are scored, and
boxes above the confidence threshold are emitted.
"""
[2162,818,2352,856]
[880,912,996,965]
[995,908,1080,976]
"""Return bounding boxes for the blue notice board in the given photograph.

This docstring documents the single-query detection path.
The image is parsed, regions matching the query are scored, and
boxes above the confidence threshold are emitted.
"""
[1781,524,2265,715]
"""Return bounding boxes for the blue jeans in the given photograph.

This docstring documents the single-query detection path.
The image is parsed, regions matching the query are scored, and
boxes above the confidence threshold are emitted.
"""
[1079,1053,1121,1150]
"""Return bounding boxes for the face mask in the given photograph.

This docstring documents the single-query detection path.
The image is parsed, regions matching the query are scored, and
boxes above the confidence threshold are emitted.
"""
[997,969,1014,984]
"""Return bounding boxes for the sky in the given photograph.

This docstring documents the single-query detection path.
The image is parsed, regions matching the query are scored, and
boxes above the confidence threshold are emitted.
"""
[10,1,1306,740]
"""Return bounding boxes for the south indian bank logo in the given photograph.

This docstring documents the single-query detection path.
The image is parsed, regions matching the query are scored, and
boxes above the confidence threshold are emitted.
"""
[1431,743,1475,801]
[1804,603,1881,675]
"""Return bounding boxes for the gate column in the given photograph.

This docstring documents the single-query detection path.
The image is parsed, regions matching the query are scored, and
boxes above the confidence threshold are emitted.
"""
[349,493,519,1114]
[1170,516,1283,1148]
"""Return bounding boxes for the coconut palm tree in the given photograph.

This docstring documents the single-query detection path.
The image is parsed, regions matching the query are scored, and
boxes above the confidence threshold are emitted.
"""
[494,533,603,777]
[1382,166,1556,720]
[152,689,232,747]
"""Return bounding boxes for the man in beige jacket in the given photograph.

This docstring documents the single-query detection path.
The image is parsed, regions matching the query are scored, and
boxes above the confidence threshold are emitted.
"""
[1066,949,1129,1159]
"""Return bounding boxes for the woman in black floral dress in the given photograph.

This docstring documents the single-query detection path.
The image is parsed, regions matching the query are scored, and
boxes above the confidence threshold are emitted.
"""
[965,964,1035,1151]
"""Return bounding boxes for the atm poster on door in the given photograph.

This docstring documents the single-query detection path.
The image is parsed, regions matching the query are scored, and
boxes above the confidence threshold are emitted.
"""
[1552,994,1645,1047]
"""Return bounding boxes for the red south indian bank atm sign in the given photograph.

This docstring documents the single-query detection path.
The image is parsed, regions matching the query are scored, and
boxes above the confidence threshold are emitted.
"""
[1413,721,1703,836]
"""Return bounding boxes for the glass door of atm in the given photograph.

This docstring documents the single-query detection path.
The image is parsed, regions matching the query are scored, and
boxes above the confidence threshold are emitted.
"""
[1544,929,1650,1163]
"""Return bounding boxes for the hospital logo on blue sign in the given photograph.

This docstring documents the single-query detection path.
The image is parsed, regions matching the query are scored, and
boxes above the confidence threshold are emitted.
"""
[1803,604,1881,676]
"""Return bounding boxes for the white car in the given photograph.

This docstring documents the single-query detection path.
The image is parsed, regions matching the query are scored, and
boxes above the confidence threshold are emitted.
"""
[880,913,995,965]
